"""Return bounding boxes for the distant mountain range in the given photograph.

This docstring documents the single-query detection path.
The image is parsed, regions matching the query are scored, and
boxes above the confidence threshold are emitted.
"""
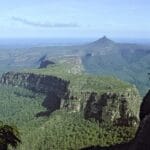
[0,36,149,95]
[81,36,150,96]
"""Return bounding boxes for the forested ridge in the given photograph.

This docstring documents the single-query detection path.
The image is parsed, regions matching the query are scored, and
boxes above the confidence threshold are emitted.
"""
[0,81,138,149]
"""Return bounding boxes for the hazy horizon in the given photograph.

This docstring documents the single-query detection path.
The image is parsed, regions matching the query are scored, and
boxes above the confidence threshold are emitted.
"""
[1,37,150,49]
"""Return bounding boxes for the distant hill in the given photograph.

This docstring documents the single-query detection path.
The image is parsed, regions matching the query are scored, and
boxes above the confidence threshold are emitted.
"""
[0,36,149,95]
[81,37,150,96]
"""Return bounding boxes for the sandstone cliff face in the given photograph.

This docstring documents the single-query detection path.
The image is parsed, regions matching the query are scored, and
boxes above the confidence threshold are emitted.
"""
[0,72,70,117]
[82,90,150,150]
[84,90,140,126]
[61,89,141,126]
[0,72,141,126]
[0,72,69,97]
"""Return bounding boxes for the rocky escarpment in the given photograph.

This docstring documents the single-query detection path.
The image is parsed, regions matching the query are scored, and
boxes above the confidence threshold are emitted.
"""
[84,90,140,126]
[0,72,70,116]
[82,90,150,150]
[0,72,69,97]
[61,88,140,126]
[0,72,141,126]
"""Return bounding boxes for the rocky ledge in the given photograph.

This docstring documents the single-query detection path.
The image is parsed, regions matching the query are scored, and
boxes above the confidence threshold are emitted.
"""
[0,72,69,97]
[82,90,150,150]
[84,91,140,126]
[0,72,141,126]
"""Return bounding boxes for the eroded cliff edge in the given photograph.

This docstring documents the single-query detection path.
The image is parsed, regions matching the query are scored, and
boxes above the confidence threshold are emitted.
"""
[0,71,141,126]
[0,72,70,116]
[82,90,150,150]
[0,72,69,96]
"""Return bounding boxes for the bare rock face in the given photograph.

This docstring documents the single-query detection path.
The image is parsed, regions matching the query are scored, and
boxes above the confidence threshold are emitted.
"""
[0,71,149,149]
[0,72,70,117]
[0,71,141,126]
[81,90,150,150]
[0,72,69,97]
[84,90,140,126]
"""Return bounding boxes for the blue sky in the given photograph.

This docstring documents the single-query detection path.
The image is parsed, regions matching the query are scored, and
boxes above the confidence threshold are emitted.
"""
[0,0,150,38]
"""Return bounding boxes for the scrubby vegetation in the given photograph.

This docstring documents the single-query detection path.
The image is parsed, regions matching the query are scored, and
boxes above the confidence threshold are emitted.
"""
[27,62,134,95]
[19,110,137,150]
[0,85,137,150]
[0,85,48,149]
[0,62,139,149]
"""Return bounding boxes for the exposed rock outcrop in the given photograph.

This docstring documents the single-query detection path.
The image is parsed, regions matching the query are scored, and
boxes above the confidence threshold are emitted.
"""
[0,72,69,97]
[81,90,150,150]
[0,72,141,126]
[84,90,140,126]
[0,72,69,117]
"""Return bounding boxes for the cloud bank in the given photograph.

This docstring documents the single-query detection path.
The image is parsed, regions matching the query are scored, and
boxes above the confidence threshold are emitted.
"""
[12,17,79,28]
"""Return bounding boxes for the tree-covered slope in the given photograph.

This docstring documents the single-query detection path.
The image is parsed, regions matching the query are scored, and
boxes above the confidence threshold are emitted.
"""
[0,39,146,149]
[81,37,150,96]
[18,110,137,150]
[0,85,137,150]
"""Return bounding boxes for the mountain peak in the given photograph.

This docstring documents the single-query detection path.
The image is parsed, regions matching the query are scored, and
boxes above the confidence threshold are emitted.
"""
[97,36,114,44]
[101,35,108,40]
[89,36,115,47]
